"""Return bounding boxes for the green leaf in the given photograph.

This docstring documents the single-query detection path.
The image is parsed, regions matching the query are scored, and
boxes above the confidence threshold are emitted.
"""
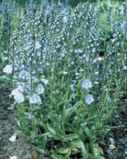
[70,139,89,159]
[47,124,56,136]
[58,148,71,155]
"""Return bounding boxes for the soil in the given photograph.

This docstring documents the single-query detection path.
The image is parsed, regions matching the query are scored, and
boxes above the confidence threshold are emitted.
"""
[100,93,127,159]
[0,83,32,159]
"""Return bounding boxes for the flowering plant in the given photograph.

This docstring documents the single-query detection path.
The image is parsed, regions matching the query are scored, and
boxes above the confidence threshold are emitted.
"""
[3,2,127,159]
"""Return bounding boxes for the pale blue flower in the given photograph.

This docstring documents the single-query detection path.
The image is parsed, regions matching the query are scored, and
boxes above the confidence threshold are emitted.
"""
[81,79,93,90]
[35,83,45,95]
[35,41,41,49]
[18,70,30,81]
[123,65,127,70]
[85,94,94,105]
[41,79,48,85]
[29,94,42,105]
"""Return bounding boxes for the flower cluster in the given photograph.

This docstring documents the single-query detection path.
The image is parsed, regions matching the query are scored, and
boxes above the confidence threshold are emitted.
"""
[81,79,94,105]
[3,2,127,109]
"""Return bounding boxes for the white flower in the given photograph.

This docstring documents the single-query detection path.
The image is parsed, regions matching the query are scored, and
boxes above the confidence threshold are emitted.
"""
[10,88,25,104]
[93,56,104,63]
[85,94,94,105]
[9,156,18,159]
[29,94,42,105]
[62,71,68,75]
[41,79,48,85]
[35,41,41,49]
[94,81,99,85]
[35,83,45,95]
[9,133,17,142]
[3,64,13,74]
[81,79,92,90]
[95,71,99,75]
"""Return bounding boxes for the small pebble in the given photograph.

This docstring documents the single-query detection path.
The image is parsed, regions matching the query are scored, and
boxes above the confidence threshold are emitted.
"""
[9,133,17,143]
[9,156,18,159]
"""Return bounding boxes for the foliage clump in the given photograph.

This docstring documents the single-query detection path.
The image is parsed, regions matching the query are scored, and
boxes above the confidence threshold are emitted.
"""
[2,2,127,159]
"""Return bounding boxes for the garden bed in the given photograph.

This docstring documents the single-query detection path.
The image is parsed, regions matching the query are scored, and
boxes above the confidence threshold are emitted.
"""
[101,93,127,159]
[0,1,127,159]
